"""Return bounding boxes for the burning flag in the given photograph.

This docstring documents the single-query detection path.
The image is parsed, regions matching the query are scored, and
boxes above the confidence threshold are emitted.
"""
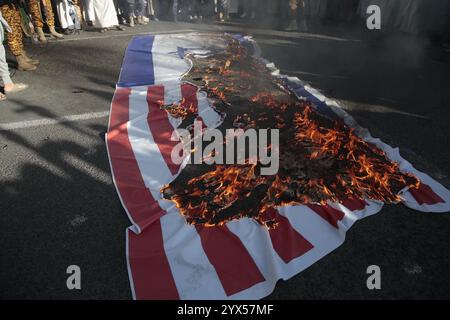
[107,33,450,300]
[160,39,420,228]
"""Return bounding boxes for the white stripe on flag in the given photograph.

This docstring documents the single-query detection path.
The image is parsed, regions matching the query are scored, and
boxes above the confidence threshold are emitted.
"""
[160,209,228,299]
[153,35,190,84]
[126,44,229,298]
[226,207,343,297]
[128,87,174,193]
[128,89,226,299]
[197,91,223,128]
[164,82,183,129]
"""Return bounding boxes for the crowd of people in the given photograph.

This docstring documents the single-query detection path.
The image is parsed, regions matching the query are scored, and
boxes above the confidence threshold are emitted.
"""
[0,0,448,101]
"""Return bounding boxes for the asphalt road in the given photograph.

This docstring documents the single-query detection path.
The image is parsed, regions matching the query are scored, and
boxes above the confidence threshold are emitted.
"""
[1,20,450,299]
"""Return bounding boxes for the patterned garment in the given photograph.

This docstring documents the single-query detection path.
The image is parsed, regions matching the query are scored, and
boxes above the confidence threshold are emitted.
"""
[56,0,82,29]
[29,0,55,28]
[0,4,23,56]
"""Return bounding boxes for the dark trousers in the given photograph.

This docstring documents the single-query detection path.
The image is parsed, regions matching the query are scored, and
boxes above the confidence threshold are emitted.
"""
[116,0,145,16]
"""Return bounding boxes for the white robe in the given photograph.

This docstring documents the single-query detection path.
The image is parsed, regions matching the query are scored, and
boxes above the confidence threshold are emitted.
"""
[86,0,119,28]
[57,0,75,29]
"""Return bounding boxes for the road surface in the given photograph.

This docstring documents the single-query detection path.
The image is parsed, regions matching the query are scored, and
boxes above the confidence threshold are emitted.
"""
[1,20,450,299]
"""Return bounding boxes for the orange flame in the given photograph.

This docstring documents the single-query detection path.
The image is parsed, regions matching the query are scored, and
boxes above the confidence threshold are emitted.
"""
[161,38,420,228]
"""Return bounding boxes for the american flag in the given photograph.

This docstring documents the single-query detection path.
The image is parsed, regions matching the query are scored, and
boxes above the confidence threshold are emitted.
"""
[106,33,450,300]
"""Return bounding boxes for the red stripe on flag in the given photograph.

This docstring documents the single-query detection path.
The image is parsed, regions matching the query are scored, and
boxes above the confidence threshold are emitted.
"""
[181,84,208,132]
[195,225,265,297]
[181,84,207,131]
[128,223,180,300]
[109,87,131,129]
[181,83,198,111]
[307,204,345,229]
[341,198,367,211]
[266,208,314,263]
[108,87,178,299]
[409,183,445,205]
[147,85,181,176]
[107,87,165,227]
[196,116,207,131]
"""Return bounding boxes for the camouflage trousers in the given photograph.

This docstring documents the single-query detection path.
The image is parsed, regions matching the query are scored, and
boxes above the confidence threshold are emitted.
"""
[0,5,23,56]
[29,0,55,28]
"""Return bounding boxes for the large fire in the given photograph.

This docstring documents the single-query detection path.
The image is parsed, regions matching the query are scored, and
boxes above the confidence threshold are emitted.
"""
[160,38,420,228]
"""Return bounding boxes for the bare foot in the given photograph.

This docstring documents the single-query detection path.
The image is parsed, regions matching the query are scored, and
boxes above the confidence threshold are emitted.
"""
[4,83,28,94]
[4,83,14,92]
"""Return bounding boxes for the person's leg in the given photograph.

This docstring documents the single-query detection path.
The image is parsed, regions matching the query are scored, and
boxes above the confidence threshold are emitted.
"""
[148,0,154,15]
[73,0,87,28]
[242,0,255,18]
[28,0,47,42]
[43,0,55,27]
[148,0,158,20]
[203,0,214,19]
[189,0,200,19]
[0,40,28,94]
[116,0,129,25]
[240,0,247,18]
[72,0,84,30]
[193,0,200,19]
[217,0,223,21]
[249,0,256,18]
[298,0,308,31]
[285,0,298,31]
[134,0,140,23]
[0,42,12,88]
[56,0,71,30]
[135,0,143,16]
[185,0,195,20]
[219,0,229,20]
[29,0,45,29]
[0,4,37,71]
[135,0,147,24]
[172,0,178,22]
[43,0,64,38]
[113,0,124,24]
[124,0,135,26]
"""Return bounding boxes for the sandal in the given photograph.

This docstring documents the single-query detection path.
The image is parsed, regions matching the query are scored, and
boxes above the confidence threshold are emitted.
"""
[0,92,7,101]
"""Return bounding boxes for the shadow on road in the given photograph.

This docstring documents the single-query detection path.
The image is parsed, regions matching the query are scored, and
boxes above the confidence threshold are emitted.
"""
[0,103,130,299]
